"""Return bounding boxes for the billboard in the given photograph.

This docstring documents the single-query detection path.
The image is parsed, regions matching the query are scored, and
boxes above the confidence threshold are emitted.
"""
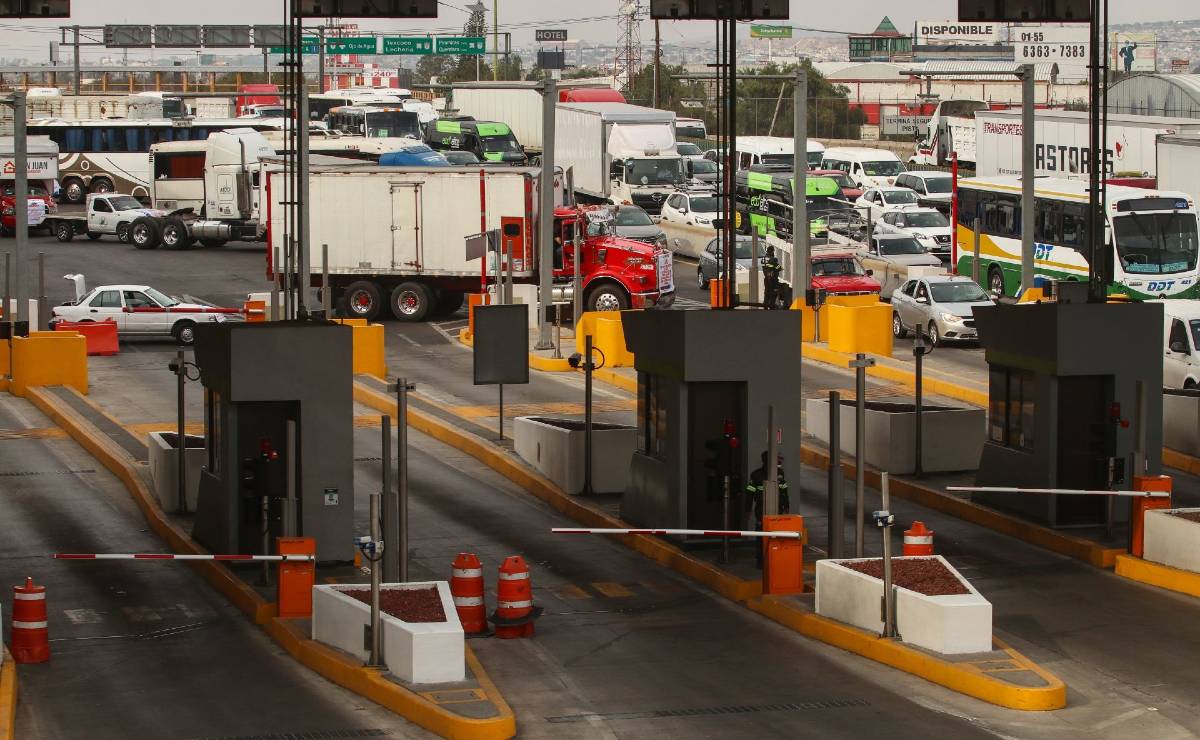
[1112,32,1156,73]
[1013,24,1089,63]
[916,21,999,45]
[750,24,792,39]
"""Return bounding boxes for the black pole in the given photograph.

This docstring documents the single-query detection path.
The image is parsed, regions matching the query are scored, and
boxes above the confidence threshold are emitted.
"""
[583,333,594,495]
[176,349,188,514]
[828,390,843,558]
[914,331,925,478]
[1087,0,1105,303]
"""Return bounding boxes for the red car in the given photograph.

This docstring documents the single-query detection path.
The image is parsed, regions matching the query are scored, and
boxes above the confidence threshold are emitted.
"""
[811,253,880,296]
[810,169,862,201]
[0,182,55,236]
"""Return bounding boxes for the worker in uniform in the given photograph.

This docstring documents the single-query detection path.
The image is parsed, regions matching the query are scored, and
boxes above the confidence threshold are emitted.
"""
[745,450,790,566]
[761,244,783,309]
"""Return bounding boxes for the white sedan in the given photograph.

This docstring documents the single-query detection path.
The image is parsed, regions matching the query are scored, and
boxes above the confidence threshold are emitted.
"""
[873,207,953,265]
[854,186,921,221]
[50,277,243,345]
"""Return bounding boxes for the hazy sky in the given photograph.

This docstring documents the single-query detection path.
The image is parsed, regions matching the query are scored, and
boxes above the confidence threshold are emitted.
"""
[0,0,1194,59]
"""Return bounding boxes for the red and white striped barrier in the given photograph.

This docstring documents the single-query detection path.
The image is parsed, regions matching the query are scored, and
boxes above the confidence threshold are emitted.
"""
[947,486,1169,498]
[551,527,802,539]
[52,553,315,561]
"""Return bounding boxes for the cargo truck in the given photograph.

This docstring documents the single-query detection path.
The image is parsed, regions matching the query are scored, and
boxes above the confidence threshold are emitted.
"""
[555,102,684,217]
[450,81,626,155]
[1157,133,1200,207]
[909,99,989,168]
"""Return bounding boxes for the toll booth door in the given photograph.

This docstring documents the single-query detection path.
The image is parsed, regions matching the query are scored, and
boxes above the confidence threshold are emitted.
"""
[389,184,422,270]
[235,400,299,555]
[1056,375,1115,526]
[686,382,744,531]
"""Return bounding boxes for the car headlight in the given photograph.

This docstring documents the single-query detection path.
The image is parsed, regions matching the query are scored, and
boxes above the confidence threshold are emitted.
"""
[914,233,932,240]
[940,312,960,323]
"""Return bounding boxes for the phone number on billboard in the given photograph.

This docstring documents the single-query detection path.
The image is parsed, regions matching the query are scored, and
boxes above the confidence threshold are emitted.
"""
[1020,44,1087,59]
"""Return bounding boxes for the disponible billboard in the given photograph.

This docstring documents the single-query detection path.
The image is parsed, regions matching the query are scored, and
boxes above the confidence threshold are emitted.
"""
[916,21,999,45]
[1112,32,1157,73]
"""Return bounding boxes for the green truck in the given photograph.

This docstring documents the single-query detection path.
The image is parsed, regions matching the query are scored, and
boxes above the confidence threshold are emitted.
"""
[423,118,527,164]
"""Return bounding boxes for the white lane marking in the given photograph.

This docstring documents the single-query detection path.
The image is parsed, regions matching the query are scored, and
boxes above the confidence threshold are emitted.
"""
[63,608,103,624]
[121,606,162,623]
[395,332,421,348]
[175,602,215,620]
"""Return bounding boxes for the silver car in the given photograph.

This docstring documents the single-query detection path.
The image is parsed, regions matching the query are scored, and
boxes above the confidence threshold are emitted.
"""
[890,274,994,345]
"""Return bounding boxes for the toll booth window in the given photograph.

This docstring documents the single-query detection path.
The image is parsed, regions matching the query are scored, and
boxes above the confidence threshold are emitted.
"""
[637,375,667,459]
[989,366,1035,451]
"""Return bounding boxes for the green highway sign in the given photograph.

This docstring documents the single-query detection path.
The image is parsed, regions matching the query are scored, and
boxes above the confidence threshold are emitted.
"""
[435,36,485,55]
[750,24,792,38]
[383,36,433,55]
[325,36,377,54]
[269,36,317,54]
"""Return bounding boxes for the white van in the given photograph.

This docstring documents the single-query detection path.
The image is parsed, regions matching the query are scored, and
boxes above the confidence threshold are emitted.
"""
[820,147,907,189]
[1164,301,1200,389]
[705,136,826,171]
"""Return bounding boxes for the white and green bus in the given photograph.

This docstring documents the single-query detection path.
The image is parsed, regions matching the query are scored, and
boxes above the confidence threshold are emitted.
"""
[956,176,1199,300]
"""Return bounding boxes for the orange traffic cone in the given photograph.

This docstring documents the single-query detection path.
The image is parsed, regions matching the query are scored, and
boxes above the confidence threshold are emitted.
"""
[903,521,935,556]
[490,555,541,639]
[12,577,50,663]
[451,553,487,635]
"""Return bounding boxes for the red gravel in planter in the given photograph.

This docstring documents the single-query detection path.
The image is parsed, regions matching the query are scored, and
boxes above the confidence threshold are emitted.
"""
[1171,511,1200,524]
[840,558,969,596]
[340,586,447,623]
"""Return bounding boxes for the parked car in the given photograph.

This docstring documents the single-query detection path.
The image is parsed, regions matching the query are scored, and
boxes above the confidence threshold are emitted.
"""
[697,234,755,289]
[811,252,881,296]
[50,276,243,345]
[890,274,994,345]
[854,186,921,221]
[873,207,953,264]
[685,158,720,185]
[582,204,666,248]
[810,168,862,201]
[894,171,954,207]
[442,150,481,166]
[1163,300,1200,389]
[676,141,706,161]
[856,235,944,299]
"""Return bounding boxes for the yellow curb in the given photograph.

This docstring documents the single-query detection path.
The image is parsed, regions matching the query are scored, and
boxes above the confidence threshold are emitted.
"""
[1163,448,1200,477]
[594,368,637,393]
[353,379,1064,711]
[803,343,990,408]
[1115,553,1200,599]
[26,385,515,740]
[1,646,16,740]
[747,596,1066,711]
[457,327,575,373]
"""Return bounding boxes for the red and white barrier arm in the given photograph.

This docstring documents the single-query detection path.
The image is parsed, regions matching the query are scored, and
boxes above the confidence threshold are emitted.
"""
[53,553,315,561]
[551,527,802,539]
[124,307,244,315]
[947,486,1169,498]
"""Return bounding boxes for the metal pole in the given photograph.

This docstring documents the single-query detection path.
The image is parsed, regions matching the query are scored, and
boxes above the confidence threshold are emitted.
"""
[318,26,326,93]
[854,354,867,556]
[653,20,661,108]
[535,77,556,349]
[297,82,311,317]
[14,90,27,325]
[765,405,778,516]
[749,230,759,306]
[972,217,982,285]
[914,333,925,478]
[582,334,594,495]
[322,244,330,318]
[828,390,843,558]
[37,252,45,332]
[881,472,896,638]
[1020,64,1035,298]
[382,414,397,583]
[263,47,268,76]
[505,238,514,304]
[398,381,410,582]
[492,0,499,82]
[176,349,188,514]
[570,169,582,322]
[285,419,297,537]
[1087,0,1105,304]
[793,66,808,297]
[368,492,383,666]
[73,26,80,95]
[271,247,281,322]
[498,384,504,440]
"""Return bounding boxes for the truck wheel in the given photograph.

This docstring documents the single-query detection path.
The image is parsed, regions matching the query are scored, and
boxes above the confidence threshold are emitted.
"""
[130,217,161,250]
[116,223,130,243]
[172,320,197,346]
[586,284,629,313]
[160,218,191,249]
[200,239,227,248]
[344,281,382,320]
[89,177,113,195]
[435,290,465,317]
[54,221,74,242]
[390,282,433,322]
[62,178,85,204]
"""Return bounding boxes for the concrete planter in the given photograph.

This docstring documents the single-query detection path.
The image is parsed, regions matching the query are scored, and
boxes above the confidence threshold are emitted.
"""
[147,431,205,513]
[1163,390,1200,457]
[815,555,992,655]
[312,581,464,684]
[1144,508,1200,574]
[804,398,985,474]
[513,416,636,494]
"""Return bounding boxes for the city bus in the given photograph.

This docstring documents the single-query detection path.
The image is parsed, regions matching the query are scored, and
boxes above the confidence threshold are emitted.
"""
[733,168,851,239]
[956,176,1200,299]
[325,105,422,140]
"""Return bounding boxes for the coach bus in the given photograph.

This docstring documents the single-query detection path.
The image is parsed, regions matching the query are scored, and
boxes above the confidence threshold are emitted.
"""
[956,176,1199,299]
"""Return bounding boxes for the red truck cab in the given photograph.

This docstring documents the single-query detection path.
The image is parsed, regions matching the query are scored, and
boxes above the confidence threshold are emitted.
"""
[559,88,626,104]
[552,206,674,312]
[1,182,55,236]
[235,84,282,117]
[810,252,881,296]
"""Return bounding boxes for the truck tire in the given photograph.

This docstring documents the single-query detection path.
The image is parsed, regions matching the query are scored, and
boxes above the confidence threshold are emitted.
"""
[54,221,74,242]
[200,238,227,248]
[89,177,114,195]
[344,281,383,320]
[160,218,191,249]
[390,282,433,322]
[586,284,629,313]
[130,217,161,250]
[116,223,130,243]
[987,265,1005,297]
[172,320,197,346]
[435,290,466,317]
[62,178,85,204]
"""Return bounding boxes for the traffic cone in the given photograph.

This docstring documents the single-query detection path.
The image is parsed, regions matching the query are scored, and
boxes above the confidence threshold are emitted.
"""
[450,553,487,635]
[490,555,541,639]
[12,577,50,663]
[903,521,935,556]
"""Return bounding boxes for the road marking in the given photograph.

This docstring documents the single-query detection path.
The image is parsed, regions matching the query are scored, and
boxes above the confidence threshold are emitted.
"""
[396,332,421,348]
[63,608,103,624]
[553,584,592,600]
[175,602,215,620]
[591,582,634,598]
[121,606,162,623]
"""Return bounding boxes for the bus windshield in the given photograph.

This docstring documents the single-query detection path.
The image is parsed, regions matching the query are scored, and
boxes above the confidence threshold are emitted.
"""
[626,158,685,186]
[365,111,421,138]
[863,160,905,177]
[1112,212,1199,274]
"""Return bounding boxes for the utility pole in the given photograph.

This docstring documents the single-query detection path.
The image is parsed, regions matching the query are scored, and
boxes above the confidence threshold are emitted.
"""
[493,0,499,81]
[1020,64,1035,297]
[13,91,27,325]
[318,26,326,93]
[534,77,556,350]
[653,20,661,108]
[72,26,80,95]
[792,65,808,300]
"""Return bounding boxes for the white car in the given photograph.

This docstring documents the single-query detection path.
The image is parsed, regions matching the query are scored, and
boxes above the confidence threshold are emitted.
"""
[675,141,707,161]
[873,207,953,264]
[659,191,721,258]
[855,187,921,221]
[50,276,243,345]
[894,171,954,207]
[1164,301,1200,389]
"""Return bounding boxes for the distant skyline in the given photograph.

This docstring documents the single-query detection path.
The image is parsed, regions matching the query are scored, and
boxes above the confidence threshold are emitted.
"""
[0,1,1194,61]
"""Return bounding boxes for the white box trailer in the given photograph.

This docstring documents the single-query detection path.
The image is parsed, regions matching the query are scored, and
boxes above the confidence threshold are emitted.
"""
[975,109,1200,180]
[450,83,545,152]
[1157,134,1200,206]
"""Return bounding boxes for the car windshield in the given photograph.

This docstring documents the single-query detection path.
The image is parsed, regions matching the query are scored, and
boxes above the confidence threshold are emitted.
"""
[677,143,702,156]
[903,211,948,228]
[826,172,854,189]
[710,239,754,260]
[626,158,685,186]
[878,238,925,255]
[615,208,653,226]
[930,282,990,303]
[110,195,143,211]
[863,160,905,176]
[688,196,720,213]
[882,190,919,205]
[812,258,864,276]
[365,110,421,138]
[481,134,522,153]
[445,152,479,164]
[923,177,953,194]
[690,160,718,175]
[1112,212,1199,274]
[142,287,178,307]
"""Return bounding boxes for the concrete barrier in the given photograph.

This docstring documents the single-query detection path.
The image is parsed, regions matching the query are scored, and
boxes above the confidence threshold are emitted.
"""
[575,310,634,368]
[7,331,88,397]
[1144,508,1200,574]
[1164,391,1200,458]
[335,319,386,379]
[147,431,205,513]
[826,302,893,357]
[815,555,992,655]
[513,416,637,495]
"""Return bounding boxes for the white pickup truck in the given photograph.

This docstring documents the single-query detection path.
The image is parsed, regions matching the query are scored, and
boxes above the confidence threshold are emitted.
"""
[43,193,166,243]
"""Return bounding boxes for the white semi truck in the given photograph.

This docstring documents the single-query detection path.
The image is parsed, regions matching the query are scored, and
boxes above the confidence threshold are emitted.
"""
[555,102,685,218]
[909,99,990,168]
[1157,134,1200,207]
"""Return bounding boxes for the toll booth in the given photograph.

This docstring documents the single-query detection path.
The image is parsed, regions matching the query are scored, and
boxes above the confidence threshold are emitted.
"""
[972,291,1163,527]
[191,321,355,561]
[620,310,802,531]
